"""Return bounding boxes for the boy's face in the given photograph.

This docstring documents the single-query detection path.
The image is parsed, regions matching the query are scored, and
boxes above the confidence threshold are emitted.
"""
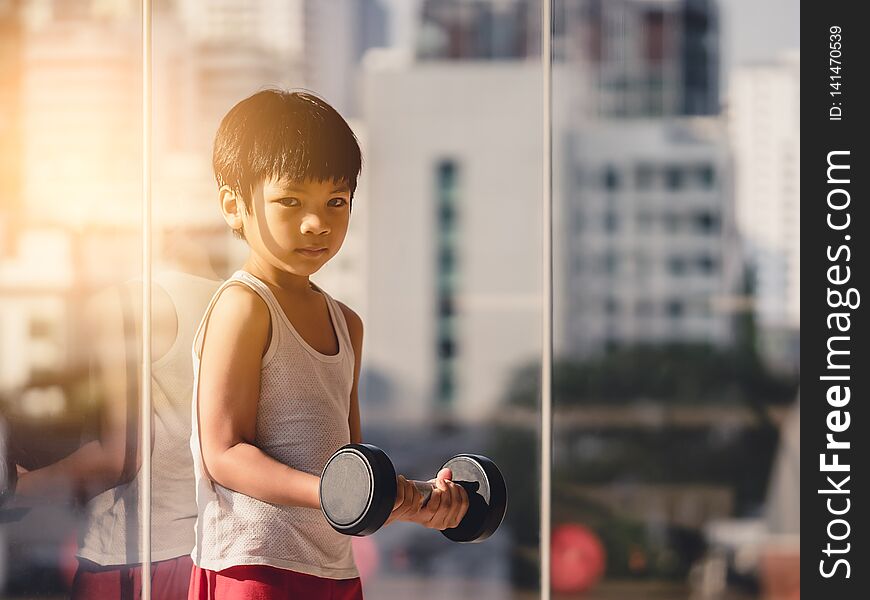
[237,176,351,277]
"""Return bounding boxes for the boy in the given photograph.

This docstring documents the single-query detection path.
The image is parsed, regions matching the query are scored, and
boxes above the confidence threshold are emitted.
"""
[189,89,468,599]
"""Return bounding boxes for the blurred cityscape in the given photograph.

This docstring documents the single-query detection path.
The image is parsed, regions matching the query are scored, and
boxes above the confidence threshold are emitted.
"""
[0,0,799,598]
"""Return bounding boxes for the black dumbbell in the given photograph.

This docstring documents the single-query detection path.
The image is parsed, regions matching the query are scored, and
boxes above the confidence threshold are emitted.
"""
[319,443,507,543]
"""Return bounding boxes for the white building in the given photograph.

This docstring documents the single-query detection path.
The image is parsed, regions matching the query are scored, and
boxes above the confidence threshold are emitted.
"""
[728,51,800,369]
[555,119,740,357]
[360,58,543,424]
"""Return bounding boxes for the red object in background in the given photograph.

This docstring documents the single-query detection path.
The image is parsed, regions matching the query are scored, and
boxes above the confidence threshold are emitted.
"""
[760,546,800,600]
[551,523,606,594]
[351,535,380,584]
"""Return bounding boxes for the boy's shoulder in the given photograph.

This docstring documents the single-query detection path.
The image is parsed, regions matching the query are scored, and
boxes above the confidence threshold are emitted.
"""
[209,282,271,331]
[333,299,363,341]
[218,280,269,308]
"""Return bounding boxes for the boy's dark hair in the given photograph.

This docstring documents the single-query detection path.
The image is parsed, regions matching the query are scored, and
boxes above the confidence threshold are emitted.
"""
[213,89,363,240]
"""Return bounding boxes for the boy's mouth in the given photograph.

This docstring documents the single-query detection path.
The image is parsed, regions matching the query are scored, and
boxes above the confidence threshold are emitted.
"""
[296,247,328,257]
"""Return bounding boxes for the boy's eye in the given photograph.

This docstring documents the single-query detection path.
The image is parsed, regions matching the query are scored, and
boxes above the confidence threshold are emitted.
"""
[277,197,300,206]
[329,198,348,207]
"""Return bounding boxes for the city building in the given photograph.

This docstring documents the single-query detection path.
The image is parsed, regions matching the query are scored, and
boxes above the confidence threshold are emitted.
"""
[554,119,740,357]
[557,0,720,117]
[418,0,720,117]
[727,51,800,371]
[361,59,543,423]
[417,0,539,60]
[357,0,732,421]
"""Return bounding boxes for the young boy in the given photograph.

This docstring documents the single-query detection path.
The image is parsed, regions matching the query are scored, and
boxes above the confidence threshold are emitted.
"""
[188,89,469,599]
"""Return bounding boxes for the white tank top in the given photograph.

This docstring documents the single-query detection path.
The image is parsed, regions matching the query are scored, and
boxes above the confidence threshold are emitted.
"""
[78,271,220,565]
[189,270,359,579]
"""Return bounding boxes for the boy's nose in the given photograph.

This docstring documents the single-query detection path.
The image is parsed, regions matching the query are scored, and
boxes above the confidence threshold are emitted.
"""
[300,213,330,235]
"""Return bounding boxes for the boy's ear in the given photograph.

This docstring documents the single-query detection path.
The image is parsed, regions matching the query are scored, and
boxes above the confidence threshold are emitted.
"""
[219,185,244,231]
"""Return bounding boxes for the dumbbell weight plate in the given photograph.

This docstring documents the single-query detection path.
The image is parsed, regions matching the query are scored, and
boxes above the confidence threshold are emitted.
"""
[320,443,397,536]
[440,454,507,543]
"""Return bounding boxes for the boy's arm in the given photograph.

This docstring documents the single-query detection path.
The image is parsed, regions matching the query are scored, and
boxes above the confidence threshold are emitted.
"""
[196,284,320,509]
[338,302,363,445]
[14,285,149,506]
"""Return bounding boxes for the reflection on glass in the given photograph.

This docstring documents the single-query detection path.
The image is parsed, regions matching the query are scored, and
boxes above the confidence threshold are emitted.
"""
[553,0,799,598]
[0,1,144,597]
[7,271,216,599]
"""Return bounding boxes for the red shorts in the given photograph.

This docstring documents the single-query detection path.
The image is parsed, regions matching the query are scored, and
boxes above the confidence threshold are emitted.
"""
[70,554,193,600]
[188,564,364,600]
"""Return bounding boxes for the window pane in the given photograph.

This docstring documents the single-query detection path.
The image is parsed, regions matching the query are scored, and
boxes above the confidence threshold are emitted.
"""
[1,1,144,596]
[553,1,799,598]
[152,1,542,599]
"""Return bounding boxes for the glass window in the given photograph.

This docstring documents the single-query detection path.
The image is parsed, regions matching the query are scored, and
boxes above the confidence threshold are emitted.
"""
[554,3,798,599]
[696,211,721,233]
[635,164,656,189]
[2,3,144,595]
[698,255,719,274]
[668,256,687,276]
[666,299,685,318]
[3,1,799,598]
[665,166,684,190]
[697,164,716,188]
[603,165,620,191]
[601,251,618,274]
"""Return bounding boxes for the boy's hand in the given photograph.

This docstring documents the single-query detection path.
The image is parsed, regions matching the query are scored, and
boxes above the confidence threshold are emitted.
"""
[405,467,469,531]
[383,475,425,526]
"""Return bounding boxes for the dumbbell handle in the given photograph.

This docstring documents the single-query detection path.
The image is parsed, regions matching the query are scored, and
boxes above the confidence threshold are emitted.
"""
[405,478,435,506]
[403,478,477,509]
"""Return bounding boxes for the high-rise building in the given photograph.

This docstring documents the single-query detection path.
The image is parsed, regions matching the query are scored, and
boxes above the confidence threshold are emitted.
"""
[681,0,719,115]
[361,61,543,423]
[417,0,720,117]
[728,51,800,371]
[558,0,720,117]
[555,119,739,357]
[417,0,538,60]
